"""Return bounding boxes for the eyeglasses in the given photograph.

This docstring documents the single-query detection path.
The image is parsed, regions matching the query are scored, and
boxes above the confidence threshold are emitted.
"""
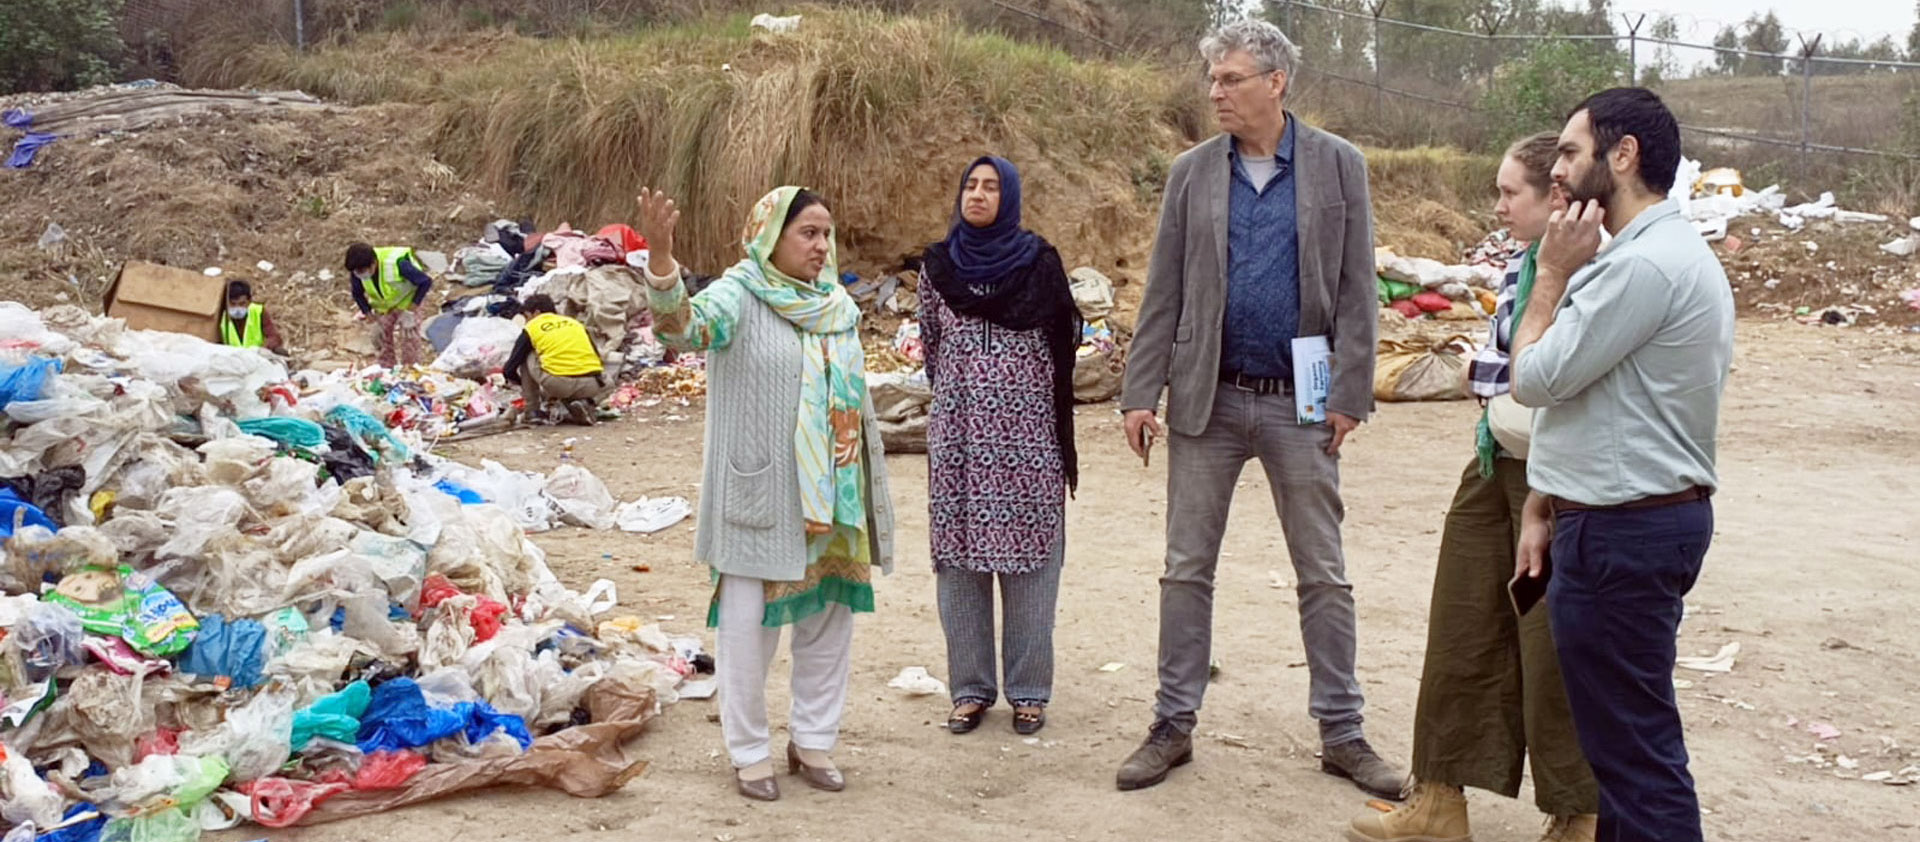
[1206,69,1277,93]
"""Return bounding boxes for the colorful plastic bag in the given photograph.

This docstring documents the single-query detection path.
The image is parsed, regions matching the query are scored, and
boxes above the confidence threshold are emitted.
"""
[43,565,199,656]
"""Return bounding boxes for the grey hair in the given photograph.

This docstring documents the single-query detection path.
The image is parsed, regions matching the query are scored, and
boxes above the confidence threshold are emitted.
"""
[1200,19,1302,94]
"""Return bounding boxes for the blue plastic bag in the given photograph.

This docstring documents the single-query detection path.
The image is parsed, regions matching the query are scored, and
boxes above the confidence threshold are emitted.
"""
[178,614,268,689]
[356,678,467,753]
[0,488,57,540]
[356,678,532,753]
[0,357,62,409]
[433,479,485,505]
[39,802,108,842]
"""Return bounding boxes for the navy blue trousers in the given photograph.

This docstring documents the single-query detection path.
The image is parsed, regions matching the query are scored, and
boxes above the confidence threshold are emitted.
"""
[1548,499,1712,842]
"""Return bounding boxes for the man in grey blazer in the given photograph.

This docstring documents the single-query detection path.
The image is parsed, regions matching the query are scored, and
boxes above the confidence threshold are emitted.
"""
[1115,19,1402,799]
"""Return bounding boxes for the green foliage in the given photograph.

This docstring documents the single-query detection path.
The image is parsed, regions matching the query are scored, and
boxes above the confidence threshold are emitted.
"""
[382,1,422,32]
[1479,37,1628,150]
[1712,26,1741,75]
[0,0,125,95]
[1739,11,1787,76]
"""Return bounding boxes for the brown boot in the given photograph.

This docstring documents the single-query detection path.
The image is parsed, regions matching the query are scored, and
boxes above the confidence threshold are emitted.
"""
[1322,738,1411,799]
[1347,781,1471,842]
[1115,720,1193,791]
[1538,814,1597,842]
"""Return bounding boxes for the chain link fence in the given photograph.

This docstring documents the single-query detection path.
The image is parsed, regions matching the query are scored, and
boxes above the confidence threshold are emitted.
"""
[1270,0,1919,204]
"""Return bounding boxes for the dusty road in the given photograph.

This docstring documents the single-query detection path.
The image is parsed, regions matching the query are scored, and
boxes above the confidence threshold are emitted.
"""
[237,321,1920,842]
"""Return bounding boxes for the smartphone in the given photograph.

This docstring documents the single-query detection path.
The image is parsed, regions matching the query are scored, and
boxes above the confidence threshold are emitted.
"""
[1507,558,1552,616]
[1141,426,1156,468]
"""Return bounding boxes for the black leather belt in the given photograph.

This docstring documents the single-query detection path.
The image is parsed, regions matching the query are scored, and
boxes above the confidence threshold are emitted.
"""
[1550,486,1712,514]
[1220,370,1288,395]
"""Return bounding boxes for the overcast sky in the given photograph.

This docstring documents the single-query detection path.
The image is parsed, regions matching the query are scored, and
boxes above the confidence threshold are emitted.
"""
[1621,0,1907,46]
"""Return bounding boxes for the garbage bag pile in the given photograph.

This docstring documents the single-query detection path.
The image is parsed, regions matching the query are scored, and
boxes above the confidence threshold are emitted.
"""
[0,303,701,838]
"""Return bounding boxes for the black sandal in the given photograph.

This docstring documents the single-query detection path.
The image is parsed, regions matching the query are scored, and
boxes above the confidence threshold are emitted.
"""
[1012,705,1046,736]
[948,701,987,735]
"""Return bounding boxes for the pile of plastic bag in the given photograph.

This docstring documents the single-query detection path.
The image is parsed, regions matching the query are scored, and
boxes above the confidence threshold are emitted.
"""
[0,302,703,839]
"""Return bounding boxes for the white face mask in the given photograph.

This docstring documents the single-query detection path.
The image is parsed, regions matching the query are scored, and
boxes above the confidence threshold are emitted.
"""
[228,307,250,320]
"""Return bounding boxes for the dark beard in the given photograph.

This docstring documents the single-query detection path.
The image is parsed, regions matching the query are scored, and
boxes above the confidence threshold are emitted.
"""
[1565,156,1615,211]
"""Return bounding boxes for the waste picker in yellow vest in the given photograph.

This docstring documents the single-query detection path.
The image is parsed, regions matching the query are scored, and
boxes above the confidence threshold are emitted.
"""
[218,280,286,355]
[503,294,612,426]
[344,241,433,369]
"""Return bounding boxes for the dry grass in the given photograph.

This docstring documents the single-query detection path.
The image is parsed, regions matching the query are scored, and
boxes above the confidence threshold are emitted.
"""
[1364,145,1500,260]
[187,7,1198,275]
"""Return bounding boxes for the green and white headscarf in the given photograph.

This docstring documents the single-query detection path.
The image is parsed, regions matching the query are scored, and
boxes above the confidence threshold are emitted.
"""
[722,186,868,537]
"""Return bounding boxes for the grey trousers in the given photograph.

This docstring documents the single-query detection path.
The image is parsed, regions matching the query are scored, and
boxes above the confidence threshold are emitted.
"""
[937,547,1064,708]
[1154,387,1366,746]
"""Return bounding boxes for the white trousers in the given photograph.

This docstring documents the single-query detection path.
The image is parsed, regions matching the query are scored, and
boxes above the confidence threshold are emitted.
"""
[716,573,855,768]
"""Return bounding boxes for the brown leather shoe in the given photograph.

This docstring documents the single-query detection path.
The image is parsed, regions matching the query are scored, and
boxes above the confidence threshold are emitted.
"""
[787,743,845,792]
[1322,738,1410,800]
[1116,720,1193,791]
[735,762,779,802]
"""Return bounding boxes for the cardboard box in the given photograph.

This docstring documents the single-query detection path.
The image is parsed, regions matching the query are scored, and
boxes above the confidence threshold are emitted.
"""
[102,261,227,341]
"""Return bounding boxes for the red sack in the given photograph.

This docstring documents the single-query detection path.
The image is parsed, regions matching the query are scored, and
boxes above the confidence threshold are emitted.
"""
[354,751,428,791]
[594,224,648,255]
[1411,291,1454,313]
[470,597,508,643]
[419,575,462,612]
[1390,299,1424,319]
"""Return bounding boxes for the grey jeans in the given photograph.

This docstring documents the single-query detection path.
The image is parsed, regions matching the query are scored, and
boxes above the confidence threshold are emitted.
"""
[936,545,1064,708]
[1154,386,1366,746]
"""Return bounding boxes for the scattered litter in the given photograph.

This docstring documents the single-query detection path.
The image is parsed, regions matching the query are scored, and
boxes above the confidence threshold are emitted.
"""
[750,13,802,32]
[0,303,692,835]
[886,667,947,697]
[615,497,693,534]
[1882,236,1920,258]
[1210,732,1256,749]
[1268,570,1289,589]
[203,267,223,277]
[256,260,276,273]
[1097,662,1126,673]
[1675,641,1739,673]
[1821,637,1853,650]
[1808,722,1843,741]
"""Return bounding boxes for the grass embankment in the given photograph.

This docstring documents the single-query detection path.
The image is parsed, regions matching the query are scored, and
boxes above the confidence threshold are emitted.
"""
[189,9,1208,277]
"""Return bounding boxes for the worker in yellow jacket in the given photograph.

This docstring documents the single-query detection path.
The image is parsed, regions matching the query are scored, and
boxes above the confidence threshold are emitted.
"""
[504,294,611,426]
[345,241,433,369]
[218,280,287,356]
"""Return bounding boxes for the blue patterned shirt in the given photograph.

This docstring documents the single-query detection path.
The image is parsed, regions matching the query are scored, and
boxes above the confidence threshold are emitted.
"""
[1220,120,1299,380]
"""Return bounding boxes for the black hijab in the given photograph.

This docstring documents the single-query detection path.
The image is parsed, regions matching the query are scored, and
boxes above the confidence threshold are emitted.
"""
[923,156,1082,492]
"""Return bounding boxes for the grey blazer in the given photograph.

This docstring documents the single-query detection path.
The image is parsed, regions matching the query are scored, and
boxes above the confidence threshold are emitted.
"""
[1120,118,1379,436]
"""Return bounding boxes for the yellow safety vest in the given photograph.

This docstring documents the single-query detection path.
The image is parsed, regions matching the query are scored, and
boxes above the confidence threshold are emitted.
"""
[220,304,265,348]
[362,246,420,314]
[525,313,603,377]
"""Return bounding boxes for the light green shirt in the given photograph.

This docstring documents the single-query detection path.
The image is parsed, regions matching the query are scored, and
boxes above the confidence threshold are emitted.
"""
[1512,201,1734,506]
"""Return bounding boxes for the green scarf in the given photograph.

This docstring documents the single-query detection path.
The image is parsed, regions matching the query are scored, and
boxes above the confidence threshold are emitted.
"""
[722,186,869,536]
[1476,243,1537,477]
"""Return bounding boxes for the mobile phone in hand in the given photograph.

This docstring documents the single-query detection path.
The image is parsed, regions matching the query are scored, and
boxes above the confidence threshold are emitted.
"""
[1142,427,1156,467]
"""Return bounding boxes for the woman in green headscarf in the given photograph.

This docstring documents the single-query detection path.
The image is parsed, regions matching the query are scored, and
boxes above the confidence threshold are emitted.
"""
[635,186,895,803]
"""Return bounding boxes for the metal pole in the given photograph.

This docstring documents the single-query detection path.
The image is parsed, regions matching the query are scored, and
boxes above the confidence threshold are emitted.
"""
[294,0,305,50]
[1798,34,1821,185]
[1369,0,1387,119]
[1623,14,1645,86]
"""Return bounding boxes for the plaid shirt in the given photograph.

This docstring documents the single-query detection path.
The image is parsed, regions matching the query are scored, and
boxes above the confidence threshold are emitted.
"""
[1466,247,1527,400]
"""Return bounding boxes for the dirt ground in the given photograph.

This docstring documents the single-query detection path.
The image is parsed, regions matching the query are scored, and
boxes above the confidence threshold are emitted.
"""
[205,319,1919,842]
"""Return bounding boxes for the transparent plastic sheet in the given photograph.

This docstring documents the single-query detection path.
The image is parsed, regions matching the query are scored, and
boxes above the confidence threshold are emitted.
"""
[178,685,294,783]
[331,476,410,537]
[0,740,65,827]
[0,302,77,357]
[67,668,158,769]
[269,630,367,707]
[238,457,323,519]
[542,464,616,530]
[438,461,553,533]
[175,530,287,619]
[196,437,275,487]
[5,525,117,591]
[154,487,251,560]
